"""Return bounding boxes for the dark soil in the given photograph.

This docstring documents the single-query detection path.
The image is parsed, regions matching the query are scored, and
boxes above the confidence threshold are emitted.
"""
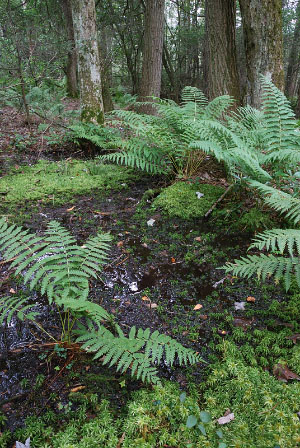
[0,108,292,433]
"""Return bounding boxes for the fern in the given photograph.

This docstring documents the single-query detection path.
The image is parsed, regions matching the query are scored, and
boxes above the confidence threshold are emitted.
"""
[0,296,39,325]
[223,253,299,291]
[77,325,201,384]
[248,181,300,224]
[0,218,201,383]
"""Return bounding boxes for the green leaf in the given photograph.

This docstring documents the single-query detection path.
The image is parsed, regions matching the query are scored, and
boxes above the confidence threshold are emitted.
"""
[219,444,227,448]
[198,423,206,436]
[200,411,212,423]
[180,392,186,403]
[186,415,197,428]
[216,429,224,439]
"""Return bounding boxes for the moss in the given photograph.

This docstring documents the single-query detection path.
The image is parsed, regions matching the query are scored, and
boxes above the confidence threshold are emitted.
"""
[0,160,135,209]
[153,182,225,219]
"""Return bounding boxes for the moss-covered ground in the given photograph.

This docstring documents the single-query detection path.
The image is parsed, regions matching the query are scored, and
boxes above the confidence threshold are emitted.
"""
[0,151,299,448]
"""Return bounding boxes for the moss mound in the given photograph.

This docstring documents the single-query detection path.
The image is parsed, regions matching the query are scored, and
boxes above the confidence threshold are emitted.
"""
[153,182,225,219]
[0,160,135,207]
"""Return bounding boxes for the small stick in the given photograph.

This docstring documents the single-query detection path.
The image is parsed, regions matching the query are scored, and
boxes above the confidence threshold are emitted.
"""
[204,184,234,219]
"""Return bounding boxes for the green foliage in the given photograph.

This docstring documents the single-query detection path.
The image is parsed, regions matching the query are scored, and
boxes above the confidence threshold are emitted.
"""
[0,160,135,208]
[222,80,300,291]
[153,182,225,219]
[0,218,200,383]
[69,123,121,149]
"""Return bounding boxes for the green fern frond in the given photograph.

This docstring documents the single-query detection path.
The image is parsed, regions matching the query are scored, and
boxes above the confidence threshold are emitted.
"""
[77,324,202,384]
[249,180,300,223]
[260,75,297,153]
[250,229,300,256]
[203,95,234,120]
[0,218,112,305]
[223,253,298,291]
[0,295,39,325]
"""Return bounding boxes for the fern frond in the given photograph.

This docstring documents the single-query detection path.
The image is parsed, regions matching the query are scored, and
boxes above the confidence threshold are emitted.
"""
[223,254,298,291]
[250,229,300,256]
[249,180,300,224]
[260,75,297,154]
[0,296,39,325]
[77,324,202,384]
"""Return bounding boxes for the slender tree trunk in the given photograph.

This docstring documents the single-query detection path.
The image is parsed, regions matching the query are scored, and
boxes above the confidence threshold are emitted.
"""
[138,0,165,114]
[285,0,300,98]
[62,0,78,98]
[239,0,284,108]
[296,82,300,118]
[71,0,104,124]
[162,43,180,102]
[204,0,241,103]
[99,28,114,112]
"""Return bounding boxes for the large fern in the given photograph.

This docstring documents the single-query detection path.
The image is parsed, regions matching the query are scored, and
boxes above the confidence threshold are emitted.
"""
[0,218,201,383]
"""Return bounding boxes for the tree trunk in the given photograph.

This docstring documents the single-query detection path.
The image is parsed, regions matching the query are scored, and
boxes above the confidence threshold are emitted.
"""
[296,82,300,118]
[99,28,114,112]
[138,0,165,114]
[204,0,241,103]
[285,0,300,99]
[71,0,104,124]
[239,0,284,108]
[62,0,78,98]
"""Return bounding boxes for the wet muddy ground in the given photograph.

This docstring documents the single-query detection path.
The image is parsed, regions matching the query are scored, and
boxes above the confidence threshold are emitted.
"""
[0,112,294,435]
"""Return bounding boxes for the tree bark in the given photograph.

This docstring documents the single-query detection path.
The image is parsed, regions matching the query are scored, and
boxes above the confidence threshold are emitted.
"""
[71,0,104,124]
[138,0,165,114]
[296,82,300,118]
[62,0,78,98]
[239,0,284,108]
[204,0,241,103]
[99,28,114,112]
[285,0,300,99]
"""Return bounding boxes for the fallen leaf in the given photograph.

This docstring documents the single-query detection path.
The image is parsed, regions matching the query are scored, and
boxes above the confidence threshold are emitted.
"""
[171,257,176,263]
[117,241,124,248]
[199,314,208,320]
[141,295,150,301]
[217,411,234,425]
[194,236,202,242]
[273,363,300,382]
[147,218,155,227]
[145,303,158,309]
[286,334,300,344]
[246,296,256,303]
[67,206,76,211]
[9,288,16,294]
[70,385,86,393]
[234,301,246,311]
[193,304,203,310]
[233,317,254,331]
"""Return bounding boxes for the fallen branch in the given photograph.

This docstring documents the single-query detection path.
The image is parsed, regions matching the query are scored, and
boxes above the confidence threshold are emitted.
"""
[204,184,234,219]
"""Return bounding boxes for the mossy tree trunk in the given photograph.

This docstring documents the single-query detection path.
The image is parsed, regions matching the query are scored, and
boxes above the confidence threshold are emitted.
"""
[204,0,241,103]
[71,0,104,124]
[239,0,284,108]
[138,0,165,114]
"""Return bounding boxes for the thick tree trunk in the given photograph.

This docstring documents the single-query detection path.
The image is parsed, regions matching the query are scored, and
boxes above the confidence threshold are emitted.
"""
[204,0,241,103]
[62,0,78,98]
[239,0,284,108]
[138,0,165,114]
[285,1,300,99]
[71,0,104,124]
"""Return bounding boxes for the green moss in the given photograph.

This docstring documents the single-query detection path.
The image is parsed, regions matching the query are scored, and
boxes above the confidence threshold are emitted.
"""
[153,182,225,219]
[0,160,135,208]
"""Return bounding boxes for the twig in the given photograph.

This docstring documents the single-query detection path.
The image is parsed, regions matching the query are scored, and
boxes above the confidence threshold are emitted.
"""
[204,184,234,219]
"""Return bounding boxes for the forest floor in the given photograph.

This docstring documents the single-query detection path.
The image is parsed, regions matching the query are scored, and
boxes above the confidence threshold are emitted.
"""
[0,106,300,448]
